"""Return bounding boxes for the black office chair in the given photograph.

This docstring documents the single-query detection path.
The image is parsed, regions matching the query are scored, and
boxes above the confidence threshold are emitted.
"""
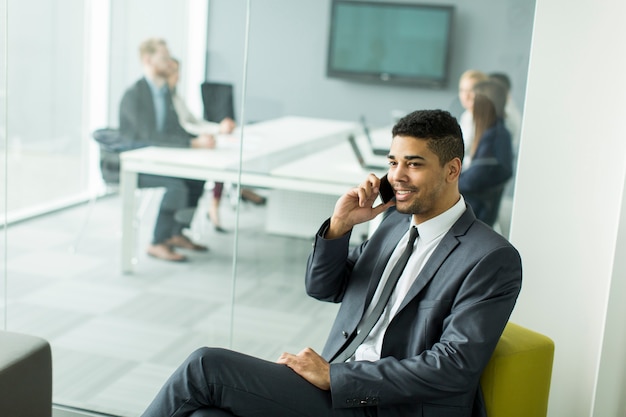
[93,128,125,184]
[465,183,507,228]
[201,81,235,123]
[71,129,152,252]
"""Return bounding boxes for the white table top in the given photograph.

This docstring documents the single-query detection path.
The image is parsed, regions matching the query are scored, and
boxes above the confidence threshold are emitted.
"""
[120,116,359,180]
[269,139,387,193]
[118,115,385,272]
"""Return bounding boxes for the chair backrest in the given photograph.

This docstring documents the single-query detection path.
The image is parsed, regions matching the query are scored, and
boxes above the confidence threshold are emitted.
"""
[474,182,507,227]
[93,128,124,184]
[480,322,555,417]
[92,128,149,185]
[201,81,235,123]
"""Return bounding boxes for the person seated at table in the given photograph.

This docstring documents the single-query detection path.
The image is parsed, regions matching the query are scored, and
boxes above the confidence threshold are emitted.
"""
[167,58,266,232]
[459,78,514,227]
[119,37,213,262]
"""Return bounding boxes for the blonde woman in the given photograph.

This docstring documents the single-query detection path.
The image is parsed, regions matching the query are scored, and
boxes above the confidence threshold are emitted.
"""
[457,69,488,166]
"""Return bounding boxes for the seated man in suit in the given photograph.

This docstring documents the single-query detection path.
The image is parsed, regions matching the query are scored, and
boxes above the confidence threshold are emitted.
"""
[119,38,214,262]
[139,110,522,417]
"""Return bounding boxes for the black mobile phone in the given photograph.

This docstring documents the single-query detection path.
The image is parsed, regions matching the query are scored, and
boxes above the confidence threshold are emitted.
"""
[379,174,395,203]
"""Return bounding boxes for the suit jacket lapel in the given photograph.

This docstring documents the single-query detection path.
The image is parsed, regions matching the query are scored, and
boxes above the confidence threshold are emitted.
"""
[138,78,157,133]
[396,206,475,313]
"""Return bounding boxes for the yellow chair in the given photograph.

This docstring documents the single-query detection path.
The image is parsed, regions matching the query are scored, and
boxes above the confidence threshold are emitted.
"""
[481,322,555,417]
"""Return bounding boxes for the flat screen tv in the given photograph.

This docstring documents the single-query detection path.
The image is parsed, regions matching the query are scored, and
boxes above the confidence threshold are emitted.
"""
[326,1,454,88]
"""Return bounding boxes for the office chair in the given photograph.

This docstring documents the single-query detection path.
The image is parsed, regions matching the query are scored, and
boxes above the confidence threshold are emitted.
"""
[70,129,154,253]
[201,81,235,123]
[466,182,507,228]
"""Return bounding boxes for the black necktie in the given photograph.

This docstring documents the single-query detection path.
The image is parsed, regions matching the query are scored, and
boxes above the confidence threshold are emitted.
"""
[331,226,419,363]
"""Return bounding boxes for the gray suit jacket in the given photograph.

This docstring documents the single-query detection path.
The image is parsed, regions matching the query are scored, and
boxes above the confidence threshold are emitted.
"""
[119,77,192,148]
[305,205,522,417]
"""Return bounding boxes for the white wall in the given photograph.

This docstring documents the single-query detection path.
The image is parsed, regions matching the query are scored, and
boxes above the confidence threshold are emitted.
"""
[107,0,208,127]
[6,0,85,148]
[510,0,626,415]
[206,0,536,126]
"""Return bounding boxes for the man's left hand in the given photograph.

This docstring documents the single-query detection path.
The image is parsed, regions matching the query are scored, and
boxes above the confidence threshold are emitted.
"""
[277,347,330,390]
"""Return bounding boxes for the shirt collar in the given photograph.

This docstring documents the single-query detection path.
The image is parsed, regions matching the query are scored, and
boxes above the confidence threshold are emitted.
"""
[144,76,167,96]
[410,196,466,244]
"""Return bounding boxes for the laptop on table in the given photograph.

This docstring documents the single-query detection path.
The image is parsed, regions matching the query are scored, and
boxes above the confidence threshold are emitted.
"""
[360,115,389,156]
[347,134,388,170]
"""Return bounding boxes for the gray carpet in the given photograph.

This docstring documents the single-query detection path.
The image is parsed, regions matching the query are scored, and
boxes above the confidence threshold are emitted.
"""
[3,191,340,416]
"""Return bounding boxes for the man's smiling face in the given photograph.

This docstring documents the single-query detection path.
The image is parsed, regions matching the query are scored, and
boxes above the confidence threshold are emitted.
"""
[387,135,461,224]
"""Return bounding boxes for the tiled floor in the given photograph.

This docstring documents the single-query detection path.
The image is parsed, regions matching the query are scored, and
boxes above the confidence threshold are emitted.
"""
[2,191,340,416]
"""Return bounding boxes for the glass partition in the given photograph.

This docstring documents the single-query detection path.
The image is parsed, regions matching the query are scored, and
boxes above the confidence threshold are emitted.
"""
[1,1,241,415]
[1,0,6,329]
[0,1,536,416]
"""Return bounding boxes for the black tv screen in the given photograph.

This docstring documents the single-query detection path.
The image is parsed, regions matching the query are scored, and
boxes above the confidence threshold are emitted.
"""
[326,1,454,88]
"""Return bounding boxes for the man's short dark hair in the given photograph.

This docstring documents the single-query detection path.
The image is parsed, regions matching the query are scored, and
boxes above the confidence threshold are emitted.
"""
[391,110,464,166]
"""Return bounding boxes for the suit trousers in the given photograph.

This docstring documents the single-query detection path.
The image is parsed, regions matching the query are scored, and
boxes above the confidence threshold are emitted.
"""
[140,347,377,417]
[138,174,205,244]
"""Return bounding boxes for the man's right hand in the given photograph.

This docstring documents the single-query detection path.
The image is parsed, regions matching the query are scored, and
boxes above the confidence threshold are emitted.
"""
[219,117,236,134]
[325,173,395,239]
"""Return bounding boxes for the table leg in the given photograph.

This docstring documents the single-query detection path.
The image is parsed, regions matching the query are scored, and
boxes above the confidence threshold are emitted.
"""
[120,167,138,274]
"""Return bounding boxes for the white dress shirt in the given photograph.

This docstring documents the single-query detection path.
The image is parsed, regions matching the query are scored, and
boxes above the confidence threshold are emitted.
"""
[351,197,466,362]
[459,111,474,169]
[145,77,168,132]
[171,92,221,136]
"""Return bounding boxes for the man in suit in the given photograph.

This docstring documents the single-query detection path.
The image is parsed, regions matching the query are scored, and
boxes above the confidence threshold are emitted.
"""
[119,38,215,262]
[139,110,522,417]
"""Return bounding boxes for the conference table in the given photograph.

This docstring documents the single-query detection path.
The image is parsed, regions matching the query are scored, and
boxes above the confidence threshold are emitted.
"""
[119,116,388,273]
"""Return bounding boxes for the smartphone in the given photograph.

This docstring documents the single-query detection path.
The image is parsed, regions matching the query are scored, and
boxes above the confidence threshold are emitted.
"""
[379,174,395,203]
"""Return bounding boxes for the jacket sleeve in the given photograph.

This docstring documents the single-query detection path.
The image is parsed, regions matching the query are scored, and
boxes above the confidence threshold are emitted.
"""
[119,87,144,146]
[305,219,365,303]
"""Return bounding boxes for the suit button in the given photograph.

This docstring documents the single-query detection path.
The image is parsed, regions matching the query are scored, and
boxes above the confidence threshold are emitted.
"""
[342,331,349,338]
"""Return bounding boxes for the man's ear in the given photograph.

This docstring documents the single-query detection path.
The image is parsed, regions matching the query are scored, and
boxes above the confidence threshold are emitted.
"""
[447,158,462,182]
